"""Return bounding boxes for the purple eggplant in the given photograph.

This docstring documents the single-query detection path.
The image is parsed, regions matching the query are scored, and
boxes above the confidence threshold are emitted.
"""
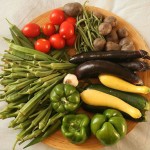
[75,60,143,85]
[70,50,150,64]
[119,61,150,72]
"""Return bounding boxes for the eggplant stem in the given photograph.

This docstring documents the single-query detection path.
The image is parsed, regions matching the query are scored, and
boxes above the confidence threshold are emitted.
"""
[143,54,150,59]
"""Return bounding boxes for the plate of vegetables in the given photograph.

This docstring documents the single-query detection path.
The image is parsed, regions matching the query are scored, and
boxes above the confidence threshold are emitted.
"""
[0,2,150,150]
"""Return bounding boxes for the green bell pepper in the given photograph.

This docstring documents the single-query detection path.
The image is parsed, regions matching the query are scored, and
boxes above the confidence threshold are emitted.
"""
[50,83,80,113]
[61,114,90,144]
[91,109,127,145]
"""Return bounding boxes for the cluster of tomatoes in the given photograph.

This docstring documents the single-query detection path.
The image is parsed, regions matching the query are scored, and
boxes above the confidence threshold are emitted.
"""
[22,9,76,53]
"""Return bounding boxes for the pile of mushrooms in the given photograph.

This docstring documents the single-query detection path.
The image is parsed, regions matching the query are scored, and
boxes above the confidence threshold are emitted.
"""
[93,15,135,51]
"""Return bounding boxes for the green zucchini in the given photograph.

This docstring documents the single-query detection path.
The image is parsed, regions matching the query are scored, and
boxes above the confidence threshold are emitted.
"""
[86,84,149,111]
[82,102,146,122]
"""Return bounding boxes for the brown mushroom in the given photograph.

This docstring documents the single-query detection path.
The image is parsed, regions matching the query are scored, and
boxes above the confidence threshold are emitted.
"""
[63,2,83,17]
[117,28,129,38]
[106,29,119,43]
[93,38,106,51]
[104,16,118,27]
[119,37,134,46]
[98,22,112,36]
[106,41,121,51]
[121,43,135,51]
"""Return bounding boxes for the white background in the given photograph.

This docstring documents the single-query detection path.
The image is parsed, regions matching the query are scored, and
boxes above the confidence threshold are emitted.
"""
[0,0,150,150]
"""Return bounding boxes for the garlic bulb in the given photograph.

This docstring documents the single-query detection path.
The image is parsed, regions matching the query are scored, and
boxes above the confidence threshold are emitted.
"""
[63,74,79,87]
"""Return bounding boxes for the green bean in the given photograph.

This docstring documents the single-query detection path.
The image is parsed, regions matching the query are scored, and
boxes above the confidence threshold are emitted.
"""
[39,95,49,105]
[34,70,54,77]
[2,61,19,68]
[9,28,21,45]
[4,103,25,110]
[0,110,19,119]
[9,118,19,128]
[29,110,42,119]
[2,37,13,43]
[27,60,41,66]
[78,26,91,48]
[76,34,81,53]
[91,32,97,39]
[7,96,29,104]
[18,61,37,68]
[15,119,32,130]
[3,53,23,61]
[19,37,34,49]
[15,129,32,147]
[36,79,55,90]
[10,50,34,61]
[26,105,51,132]
[50,50,59,56]
[40,74,66,89]
[5,110,19,118]
[42,112,65,132]
[0,71,10,77]
[4,72,35,79]
[24,120,61,148]
[12,103,25,109]
[22,128,43,141]
[4,67,28,73]
[0,112,9,119]
[30,67,49,72]
[76,18,87,27]
[83,11,94,49]
[8,78,30,86]
[14,128,33,150]
[63,51,70,61]
[5,79,35,95]
[35,73,60,84]
[20,83,41,95]
[7,101,25,108]
[6,19,33,47]
[6,90,25,102]
[75,3,105,53]
[10,102,39,128]
[39,106,52,129]
[50,62,76,70]
[6,85,30,103]
[16,83,56,119]
[52,50,64,59]
[10,43,55,61]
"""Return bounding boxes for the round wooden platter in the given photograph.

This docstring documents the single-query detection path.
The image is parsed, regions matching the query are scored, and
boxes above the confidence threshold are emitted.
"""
[31,6,150,150]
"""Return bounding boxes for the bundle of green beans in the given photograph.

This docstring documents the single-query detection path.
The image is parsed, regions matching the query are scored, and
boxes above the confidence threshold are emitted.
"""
[75,3,104,53]
[0,21,76,149]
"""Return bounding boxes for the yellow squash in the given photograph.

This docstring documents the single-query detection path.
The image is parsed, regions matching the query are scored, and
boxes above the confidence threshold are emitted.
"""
[99,74,150,94]
[80,89,142,119]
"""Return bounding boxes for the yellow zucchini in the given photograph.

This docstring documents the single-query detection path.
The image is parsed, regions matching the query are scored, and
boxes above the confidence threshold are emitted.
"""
[99,74,150,94]
[80,89,142,119]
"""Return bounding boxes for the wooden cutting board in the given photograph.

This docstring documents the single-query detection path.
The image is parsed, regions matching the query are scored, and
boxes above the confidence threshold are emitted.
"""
[31,6,150,150]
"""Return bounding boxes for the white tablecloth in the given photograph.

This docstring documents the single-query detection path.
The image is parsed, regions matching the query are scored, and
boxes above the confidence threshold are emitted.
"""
[0,0,150,150]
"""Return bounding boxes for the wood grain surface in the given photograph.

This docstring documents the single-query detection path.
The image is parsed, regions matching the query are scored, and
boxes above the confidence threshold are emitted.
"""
[31,6,150,150]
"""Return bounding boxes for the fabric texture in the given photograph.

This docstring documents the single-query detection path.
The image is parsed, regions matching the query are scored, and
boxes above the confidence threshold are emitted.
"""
[0,0,150,150]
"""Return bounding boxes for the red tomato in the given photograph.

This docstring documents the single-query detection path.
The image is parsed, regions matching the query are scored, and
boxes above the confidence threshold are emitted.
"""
[66,34,76,47]
[49,9,65,25]
[34,38,51,53]
[59,21,74,39]
[49,34,65,49]
[22,23,40,38]
[66,17,77,26]
[42,23,56,36]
